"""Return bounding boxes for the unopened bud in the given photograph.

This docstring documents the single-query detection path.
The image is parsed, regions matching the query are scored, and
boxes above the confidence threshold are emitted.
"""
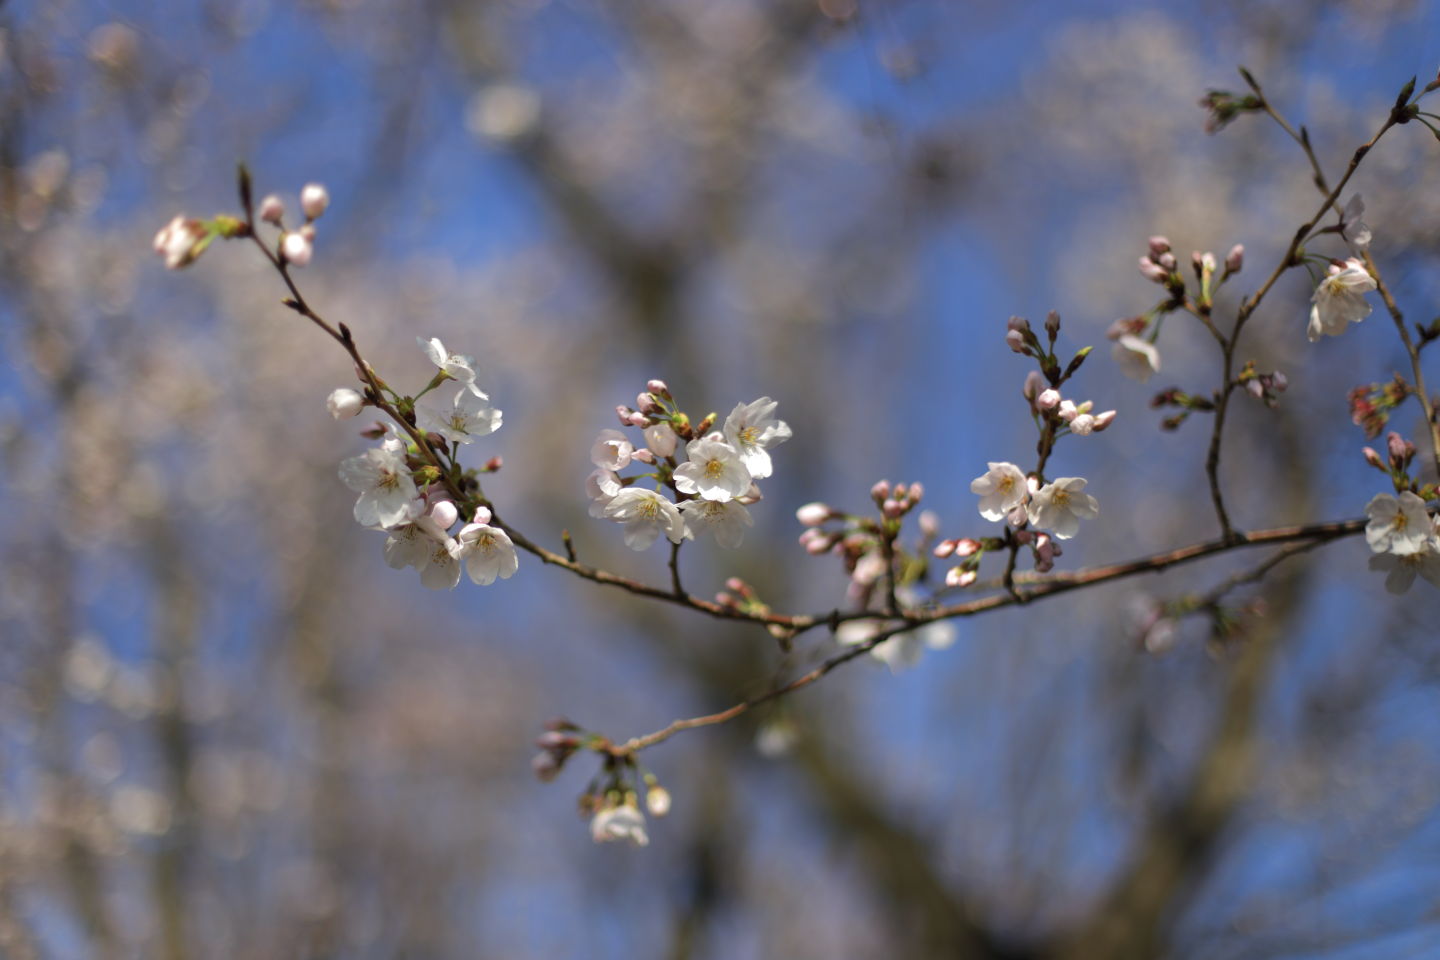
[282,225,314,266]
[429,500,459,529]
[1044,310,1061,338]
[627,411,649,428]
[1225,243,1244,274]
[636,392,662,415]
[953,538,980,557]
[300,182,329,220]
[326,387,364,419]
[1022,370,1044,401]
[946,566,977,588]
[1148,235,1171,257]
[933,539,956,559]
[1091,410,1117,431]
[870,480,891,502]
[631,448,655,463]
[483,455,503,472]
[615,405,633,426]
[646,785,671,817]
[1037,388,1061,410]
[531,751,561,782]
[646,379,670,397]
[1139,257,1168,283]
[1157,251,1177,272]
[882,498,903,519]
[259,194,285,224]
[1387,430,1411,463]
[796,502,832,526]
[1005,329,1027,354]
[1363,446,1385,469]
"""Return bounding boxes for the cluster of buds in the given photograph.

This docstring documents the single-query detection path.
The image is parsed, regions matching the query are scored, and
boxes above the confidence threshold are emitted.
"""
[1138,236,1184,293]
[1035,388,1116,437]
[260,182,328,267]
[1348,376,1410,439]
[1197,88,1263,134]
[580,768,672,848]
[1149,388,1216,431]
[1237,361,1289,408]
[714,576,769,618]
[532,719,583,782]
[587,382,790,551]
[933,534,988,587]
[797,486,938,610]
[872,479,925,519]
[154,176,331,271]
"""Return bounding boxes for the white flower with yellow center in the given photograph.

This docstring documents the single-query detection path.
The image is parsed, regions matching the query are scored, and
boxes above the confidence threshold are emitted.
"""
[970,462,1028,521]
[417,389,502,445]
[673,435,751,502]
[678,498,752,548]
[603,488,685,550]
[417,336,488,397]
[1307,258,1375,342]
[1025,477,1098,540]
[1364,491,1435,555]
[723,398,792,479]
[451,509,519,585]
[339,445,418,529]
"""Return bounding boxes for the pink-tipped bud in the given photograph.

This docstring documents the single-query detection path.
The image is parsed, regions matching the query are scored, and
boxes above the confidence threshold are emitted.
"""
[882,499,903,519]
[1044,310,1061,337]
[799,529,832,555]
[1363,446,1384,469]
[646,379,670,397]
[429,500,459,529]
[259,194,285,225]
[933,539,957,559]
[636,392,662,415]
[891,483,909,500]
[1005,329,1027,353]
[1190,250,1204,271]
[631,448,655,463]
[471,506,493,525]
[615,405,632,426]
[627,411,649,427]
[1201,251,1217,274]
[300,183,329,220]
[953,538,980,557]
[870,480,891,502]
[946,566,977,588]
[1158,251,1177,272]
[1023,370,1044,401]
[1006,315,1030,333]
[908,482,924,502]
[725,576,746,594]
[1057,399,1078,422]
[282,225,314,266]
[1225,243,1244,274]
[1138,257,1168,283]
[1387,430,1410,463]
[1037,388,1061,410]
[1148,236,1171,257]
[1092,410,1118,431]
[796,502,832,526]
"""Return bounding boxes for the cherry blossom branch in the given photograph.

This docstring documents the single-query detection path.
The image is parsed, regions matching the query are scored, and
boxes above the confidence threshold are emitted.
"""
[601,517,1364,757]
[1201,87,1409,540]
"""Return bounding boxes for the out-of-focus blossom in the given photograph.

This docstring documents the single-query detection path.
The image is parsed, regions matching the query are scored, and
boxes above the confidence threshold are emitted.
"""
[326,388,364,419]
[1308,258,1375,342]
[1112,334,1160,382]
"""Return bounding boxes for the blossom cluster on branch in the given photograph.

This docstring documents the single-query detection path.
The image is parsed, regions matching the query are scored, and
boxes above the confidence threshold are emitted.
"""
[152,65,1440,847]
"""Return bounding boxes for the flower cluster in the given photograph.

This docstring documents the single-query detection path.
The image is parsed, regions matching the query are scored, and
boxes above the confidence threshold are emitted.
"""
[337,337,515,590]
[154,178,330,270]
[586,382,791,551]
[969,464,1098,541]
[1361,432,1440,594]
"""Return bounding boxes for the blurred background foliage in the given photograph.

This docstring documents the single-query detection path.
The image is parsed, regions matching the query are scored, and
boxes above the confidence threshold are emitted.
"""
[1,0,1440,957]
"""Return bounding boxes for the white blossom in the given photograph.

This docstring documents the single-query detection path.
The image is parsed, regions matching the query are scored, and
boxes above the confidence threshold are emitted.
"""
[603,488,685,550]
[590,429,634,471]
[258,194,285,224]
[591,797,649,847]
[417,389,502,444]
[1364,492,1435,555]
[970,462,1028,521]
[1368,546,1440,594]
[586,468,623,518]
[644,422,678,459]
[282,226,314,267]
[679,498,753,548]
[1307,258,1375,342]
[673,435,751,502]
[723,398,792,479]
[326,388,364,419]
[153,215,207,269]
[1025,477,1098,540]
[451,510,519,585]
[1342,194,1372,253]
[417,337,488,397]
[417,538,464,590]
[339,446,418,529]
[1112,334,1160,383]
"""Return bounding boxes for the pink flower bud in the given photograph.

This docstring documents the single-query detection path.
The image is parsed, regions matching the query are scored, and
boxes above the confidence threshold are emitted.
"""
[1022,370,1044,401]
[1138,257,1168,283]
[636,392,662,415]
[1225,243,1244,273]
[891,483,909,500]
[796,502,831,526]
[1387,431,1410,463]
[1045,311,1061,337]
[1190,250,1204,271]
[882,499,903,518]
[483,456,503,472]
[908,482,924,502]
[282,226,314,266]
[801,531,832,555]
[946,566,977,588]
[933,539,957,559]
[627,411,649,427]
[429,500,459,529]
[1057,399,1078,421]
[953,538,980,557]
[326,387,364,419]
[153,215,208,270]
[259,194,285,224]
[646,379,670,396]
[1148,235,1171,257]
[300,183,329,220]
[1201,251,1217,273]
[631,448,655,463]
[1158,251,1177,272]
[1363,446,1384,469]
[471,506,493,525]
[1091,410,1117,431]
[725,576,746,593]
[870,480,891,502]
[615,405,633,426]
[1006,316,1031,333]
[1037,388,1061,410]
[1005,329,1027,353]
